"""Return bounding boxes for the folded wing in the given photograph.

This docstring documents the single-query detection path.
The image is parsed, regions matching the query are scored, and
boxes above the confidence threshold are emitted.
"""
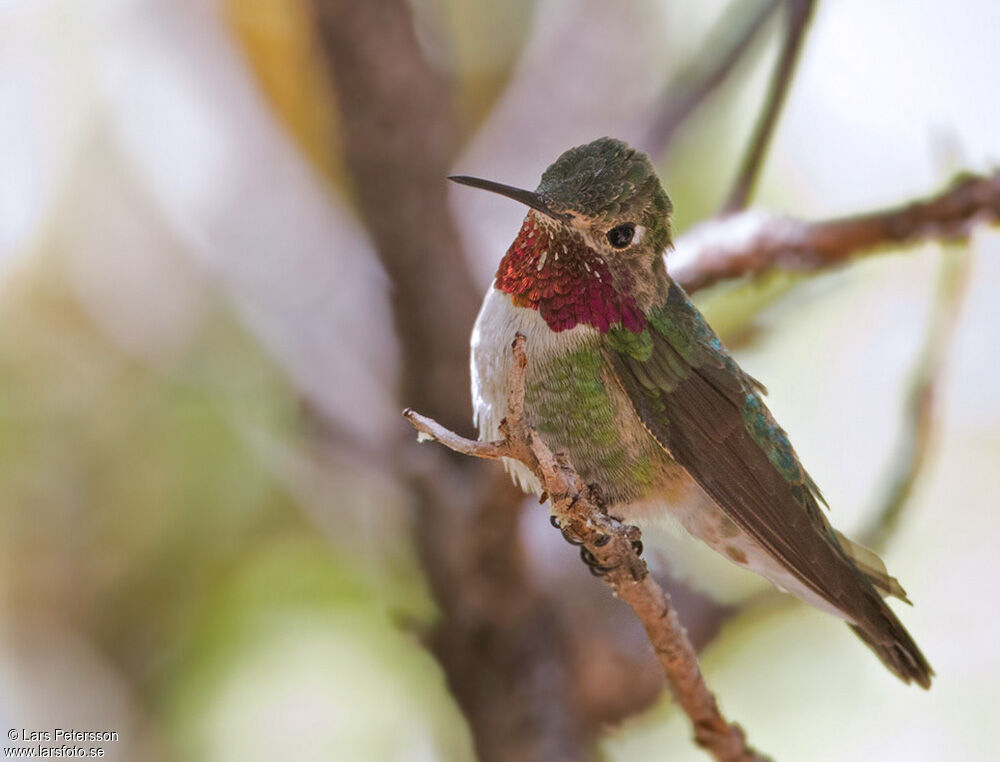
[603,281,932,687]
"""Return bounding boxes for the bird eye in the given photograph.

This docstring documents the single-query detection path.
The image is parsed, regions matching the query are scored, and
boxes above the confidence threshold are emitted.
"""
[606,223,635,249]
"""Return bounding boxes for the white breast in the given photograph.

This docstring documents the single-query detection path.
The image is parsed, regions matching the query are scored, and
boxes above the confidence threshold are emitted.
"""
[470,284,598,493]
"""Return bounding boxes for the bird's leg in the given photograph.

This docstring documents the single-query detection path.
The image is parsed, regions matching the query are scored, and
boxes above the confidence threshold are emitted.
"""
[579,531,621,576]
[548,486,633,576]
[579,544,617,576]
[587,482,644,558]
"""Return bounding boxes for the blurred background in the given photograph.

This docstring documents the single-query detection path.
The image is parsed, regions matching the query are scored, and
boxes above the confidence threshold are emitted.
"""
[1,0,998,760]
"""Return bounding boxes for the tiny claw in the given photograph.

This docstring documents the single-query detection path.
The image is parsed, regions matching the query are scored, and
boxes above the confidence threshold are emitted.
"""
[579,546,615,576]
[539,491,549,504]
[561,529,584,546]
[631,539,644,556]
[549,514,561,529]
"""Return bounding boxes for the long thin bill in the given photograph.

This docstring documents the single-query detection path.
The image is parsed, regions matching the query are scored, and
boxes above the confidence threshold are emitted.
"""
[448,176,572,221]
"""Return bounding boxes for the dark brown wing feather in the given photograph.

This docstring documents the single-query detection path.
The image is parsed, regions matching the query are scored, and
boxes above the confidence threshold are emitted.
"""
[605,284,932,687]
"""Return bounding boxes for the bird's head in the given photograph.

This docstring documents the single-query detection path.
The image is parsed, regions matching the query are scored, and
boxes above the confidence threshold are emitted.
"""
[451,138,672,333]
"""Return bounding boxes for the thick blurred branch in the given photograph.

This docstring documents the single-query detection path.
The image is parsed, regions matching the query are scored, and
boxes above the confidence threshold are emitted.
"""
[405,335,769,762]
[312,1,590,760]
[640,0,781,158]
[723,0,817,212]
[673,169,1000,293]
[313,0,477,433]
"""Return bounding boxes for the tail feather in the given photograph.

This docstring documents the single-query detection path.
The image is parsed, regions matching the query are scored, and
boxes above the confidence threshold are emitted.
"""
[828,531,932,687]
[849,610,934,689]
[834,530,911,603]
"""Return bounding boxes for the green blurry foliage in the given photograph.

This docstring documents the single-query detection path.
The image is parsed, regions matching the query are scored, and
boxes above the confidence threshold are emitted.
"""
[0,255,435,722]
[163,539,473,762]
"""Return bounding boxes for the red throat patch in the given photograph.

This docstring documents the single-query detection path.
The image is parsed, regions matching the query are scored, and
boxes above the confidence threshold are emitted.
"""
[494,214,646,333]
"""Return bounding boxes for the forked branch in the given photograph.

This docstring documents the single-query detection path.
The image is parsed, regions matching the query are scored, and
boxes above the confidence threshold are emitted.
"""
[404,335,769,762]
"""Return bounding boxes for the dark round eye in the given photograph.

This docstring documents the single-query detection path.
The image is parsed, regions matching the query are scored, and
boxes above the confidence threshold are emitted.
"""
[606,223,635,249]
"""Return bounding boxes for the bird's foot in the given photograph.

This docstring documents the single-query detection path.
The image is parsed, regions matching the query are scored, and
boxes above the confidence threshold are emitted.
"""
[579,545,617,577]
[550,514,584,546]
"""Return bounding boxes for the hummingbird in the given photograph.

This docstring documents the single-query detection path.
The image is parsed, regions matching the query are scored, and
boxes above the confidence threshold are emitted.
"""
[453,137,932,688]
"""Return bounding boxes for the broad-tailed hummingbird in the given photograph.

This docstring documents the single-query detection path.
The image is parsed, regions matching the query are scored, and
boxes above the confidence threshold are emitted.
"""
[454,137,932,687]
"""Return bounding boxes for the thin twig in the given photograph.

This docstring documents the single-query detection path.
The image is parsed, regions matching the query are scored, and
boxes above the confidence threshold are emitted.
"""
[861,244,972,550]
[640,0,782,158]
[722,0,817,213]
[672,169,1000,294]
[404,335,769,762]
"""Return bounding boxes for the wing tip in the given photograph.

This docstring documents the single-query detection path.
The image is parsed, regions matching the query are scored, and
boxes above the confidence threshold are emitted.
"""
[848,622,934,689]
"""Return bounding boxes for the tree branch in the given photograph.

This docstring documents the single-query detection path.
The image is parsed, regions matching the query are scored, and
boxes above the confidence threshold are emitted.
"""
[313,0,479,433]
[405,335,769,762]
[722,0,817,213]
[672,169,1000,294]
[313,2,590,759]
[640,0,782,158]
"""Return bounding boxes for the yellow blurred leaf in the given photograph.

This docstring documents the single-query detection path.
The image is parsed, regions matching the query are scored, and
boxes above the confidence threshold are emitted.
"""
[224,0,345,186]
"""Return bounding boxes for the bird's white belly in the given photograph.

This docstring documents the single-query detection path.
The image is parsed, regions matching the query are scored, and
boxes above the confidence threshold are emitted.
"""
[470,285,599,493]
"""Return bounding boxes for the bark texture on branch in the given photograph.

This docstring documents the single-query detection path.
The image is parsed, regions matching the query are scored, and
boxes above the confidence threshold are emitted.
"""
[673,170,1000,294]
[405,335,770,762]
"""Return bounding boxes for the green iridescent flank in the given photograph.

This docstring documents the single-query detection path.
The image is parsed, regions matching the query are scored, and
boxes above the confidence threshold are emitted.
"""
[526,346,656,488]
[626,454,654,486]
[529,347,616,446]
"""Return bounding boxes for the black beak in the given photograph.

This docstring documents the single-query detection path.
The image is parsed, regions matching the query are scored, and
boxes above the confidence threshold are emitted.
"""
[448,176,573,222]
